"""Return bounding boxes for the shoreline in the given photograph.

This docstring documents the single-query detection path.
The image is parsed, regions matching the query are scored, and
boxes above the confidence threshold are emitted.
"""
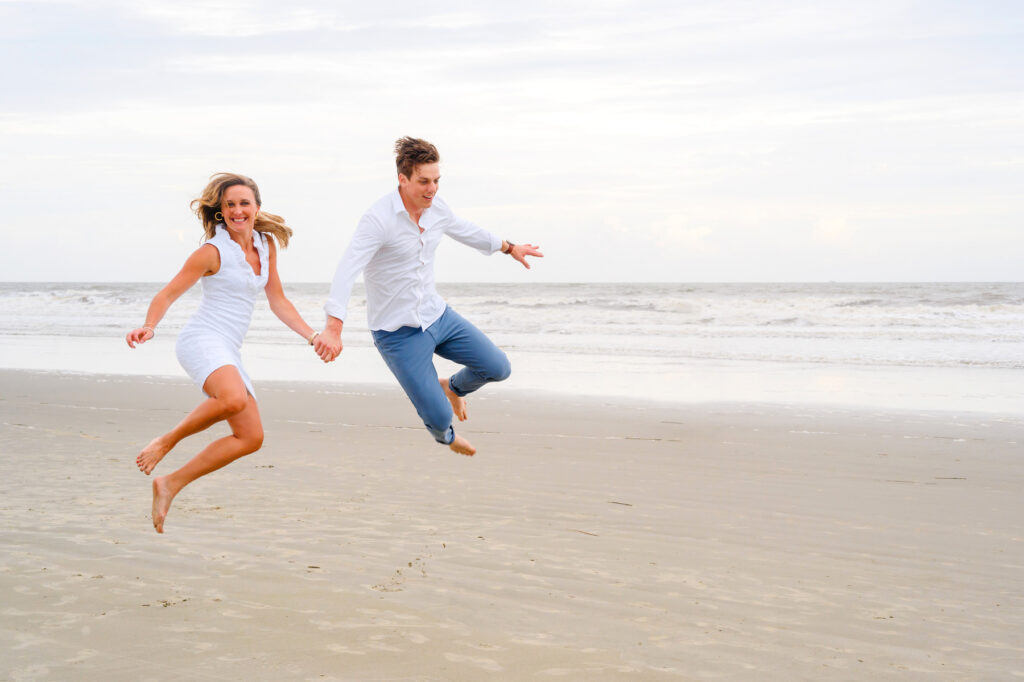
[5,364,1024,421]
[2,369,1023,679]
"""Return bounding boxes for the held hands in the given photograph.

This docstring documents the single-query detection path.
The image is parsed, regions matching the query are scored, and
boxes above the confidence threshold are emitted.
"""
[126,327,154,348]
[314,328,342,363]
[510,243,544,269]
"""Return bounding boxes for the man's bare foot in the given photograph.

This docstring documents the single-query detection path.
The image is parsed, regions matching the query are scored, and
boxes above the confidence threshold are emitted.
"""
[449,434,476,456]
[137,437,172,475]
[151,476,177,534]
[439,378,467,421]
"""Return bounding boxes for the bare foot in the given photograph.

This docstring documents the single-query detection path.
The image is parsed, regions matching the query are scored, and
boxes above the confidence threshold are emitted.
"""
[151,476,178,534]
[448,434,476,456]
[439,378,467,421]
[137,437,172,475]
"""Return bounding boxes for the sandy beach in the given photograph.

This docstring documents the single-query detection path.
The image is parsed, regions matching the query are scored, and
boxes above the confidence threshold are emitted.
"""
[1,369,1022,680]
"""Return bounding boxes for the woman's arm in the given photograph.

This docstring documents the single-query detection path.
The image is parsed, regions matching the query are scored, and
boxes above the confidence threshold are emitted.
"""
[264,238,317,344]
[126,244,219,348]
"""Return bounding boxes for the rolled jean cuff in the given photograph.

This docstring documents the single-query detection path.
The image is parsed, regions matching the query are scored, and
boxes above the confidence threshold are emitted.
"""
[448,374,466,397]
[434,425,455,445]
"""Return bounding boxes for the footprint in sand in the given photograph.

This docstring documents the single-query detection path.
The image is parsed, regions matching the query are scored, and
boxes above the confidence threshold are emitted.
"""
[364,635,402,653]
[540,668,577,676]
[64,649,99,665]
[327,643,366,656]
[11,664,50,678]
[218,609,254,619]
[443,652,503,672]
[402,631,429,644]
[452,640,505,653]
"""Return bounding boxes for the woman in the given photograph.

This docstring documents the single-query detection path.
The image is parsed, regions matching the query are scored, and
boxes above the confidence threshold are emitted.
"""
[126,173,318,533]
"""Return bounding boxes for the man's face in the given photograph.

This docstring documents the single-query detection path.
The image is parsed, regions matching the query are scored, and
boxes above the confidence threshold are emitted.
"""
[398,162,440,212]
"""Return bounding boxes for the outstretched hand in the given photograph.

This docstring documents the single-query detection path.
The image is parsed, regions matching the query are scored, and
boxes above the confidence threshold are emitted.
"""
[126,327,154,348]
[511,243,544,269]
[314,328,342,363]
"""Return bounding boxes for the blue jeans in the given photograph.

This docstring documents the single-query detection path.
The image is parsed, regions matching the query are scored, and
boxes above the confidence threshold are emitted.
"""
[371,306,512,444]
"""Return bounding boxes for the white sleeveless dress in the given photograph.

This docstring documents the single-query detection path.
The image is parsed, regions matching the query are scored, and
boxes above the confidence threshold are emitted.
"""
[175,225,269,397]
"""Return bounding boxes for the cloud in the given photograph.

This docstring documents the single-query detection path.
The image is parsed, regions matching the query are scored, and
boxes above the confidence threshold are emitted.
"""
[647,219,715,253]
[812,217,856,248]
[125,0,346,37]
[0,0,1021,281]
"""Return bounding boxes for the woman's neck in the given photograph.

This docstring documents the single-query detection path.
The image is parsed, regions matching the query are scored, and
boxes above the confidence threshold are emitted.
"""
[225,226,254,250]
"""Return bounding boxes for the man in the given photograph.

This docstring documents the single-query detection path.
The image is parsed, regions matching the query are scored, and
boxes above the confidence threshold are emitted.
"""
[315,137,543,455]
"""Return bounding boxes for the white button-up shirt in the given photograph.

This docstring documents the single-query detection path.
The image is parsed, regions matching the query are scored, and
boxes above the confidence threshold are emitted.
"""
[325,190,502,332]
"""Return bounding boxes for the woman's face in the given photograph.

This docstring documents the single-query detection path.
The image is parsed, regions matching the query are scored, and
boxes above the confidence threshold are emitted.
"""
[221,184,259,235]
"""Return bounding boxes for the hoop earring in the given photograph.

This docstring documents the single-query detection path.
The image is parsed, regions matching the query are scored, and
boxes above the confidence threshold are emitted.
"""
[215,211,224,221]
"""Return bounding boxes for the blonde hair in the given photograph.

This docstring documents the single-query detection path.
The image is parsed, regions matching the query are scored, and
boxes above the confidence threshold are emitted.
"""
[190,173,293,248]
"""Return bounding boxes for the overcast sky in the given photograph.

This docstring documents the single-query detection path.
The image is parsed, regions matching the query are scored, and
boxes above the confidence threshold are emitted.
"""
[1,0,1021,282]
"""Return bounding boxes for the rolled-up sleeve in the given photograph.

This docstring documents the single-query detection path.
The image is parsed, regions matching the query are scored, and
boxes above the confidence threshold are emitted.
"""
[324,214,385,321]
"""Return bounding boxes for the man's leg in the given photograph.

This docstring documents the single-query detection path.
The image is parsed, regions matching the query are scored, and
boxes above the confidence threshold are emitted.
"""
[373,325,474,454]
[432,307,512,398]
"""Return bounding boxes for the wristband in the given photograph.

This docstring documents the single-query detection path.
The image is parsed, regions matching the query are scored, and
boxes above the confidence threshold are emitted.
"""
[308,331,320,346]
[503,241,515,255]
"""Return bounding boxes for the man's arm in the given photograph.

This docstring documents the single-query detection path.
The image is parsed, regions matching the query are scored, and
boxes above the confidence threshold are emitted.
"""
[444,208,502,255]
[499,240,544,269]
[444,203,544,268]
[315,214,384,363]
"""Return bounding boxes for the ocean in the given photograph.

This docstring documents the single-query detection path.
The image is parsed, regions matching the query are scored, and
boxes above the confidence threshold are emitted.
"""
[1,282,1022,414]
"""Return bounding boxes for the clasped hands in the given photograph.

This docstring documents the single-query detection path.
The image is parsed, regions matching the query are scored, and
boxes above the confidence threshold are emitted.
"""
[313,329,342,363]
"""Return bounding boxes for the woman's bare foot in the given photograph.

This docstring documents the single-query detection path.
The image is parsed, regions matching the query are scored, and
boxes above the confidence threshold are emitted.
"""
[439,378,467,421]
[137,437,172,475]
[449,434,476,456]
[151,476,178,533]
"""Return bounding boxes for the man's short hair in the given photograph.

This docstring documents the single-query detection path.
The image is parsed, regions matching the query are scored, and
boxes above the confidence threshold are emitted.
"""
[394,137,440,179]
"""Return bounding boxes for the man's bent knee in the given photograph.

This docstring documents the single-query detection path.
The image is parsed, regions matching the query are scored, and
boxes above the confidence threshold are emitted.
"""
[490,353,512,382]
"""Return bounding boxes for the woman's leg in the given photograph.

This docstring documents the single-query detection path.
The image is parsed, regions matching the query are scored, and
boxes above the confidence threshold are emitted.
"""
[137,365,252,474]
[150,384,264,533]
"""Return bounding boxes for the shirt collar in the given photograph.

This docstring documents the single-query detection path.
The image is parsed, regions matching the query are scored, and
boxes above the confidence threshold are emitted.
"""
[390,189,406,216]
[391,188,439,226]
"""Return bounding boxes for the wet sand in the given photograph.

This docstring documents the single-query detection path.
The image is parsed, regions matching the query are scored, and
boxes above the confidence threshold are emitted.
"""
[1,369,1022,680]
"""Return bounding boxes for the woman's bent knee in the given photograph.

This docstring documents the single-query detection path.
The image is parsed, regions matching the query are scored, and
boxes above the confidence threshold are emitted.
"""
[237,430,264,455]
[246,433,265,454]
